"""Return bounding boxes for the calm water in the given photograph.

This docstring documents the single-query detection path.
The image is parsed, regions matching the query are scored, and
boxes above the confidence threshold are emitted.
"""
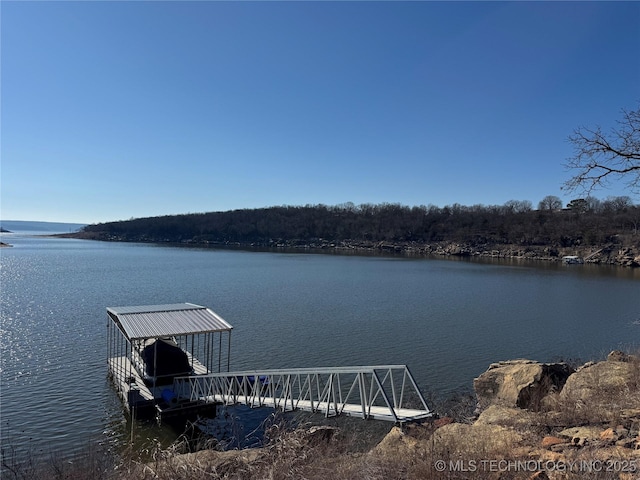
[1,231,639,462]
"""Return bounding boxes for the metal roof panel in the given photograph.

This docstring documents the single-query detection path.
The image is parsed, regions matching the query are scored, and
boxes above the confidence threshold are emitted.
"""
[107,303,233,340]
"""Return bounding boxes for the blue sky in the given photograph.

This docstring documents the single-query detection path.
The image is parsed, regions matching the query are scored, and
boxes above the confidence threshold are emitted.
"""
[1,1,639,224]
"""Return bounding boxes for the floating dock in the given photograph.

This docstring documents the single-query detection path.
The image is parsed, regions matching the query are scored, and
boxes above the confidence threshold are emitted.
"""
[107,303,233,422]
[107,303,432,424]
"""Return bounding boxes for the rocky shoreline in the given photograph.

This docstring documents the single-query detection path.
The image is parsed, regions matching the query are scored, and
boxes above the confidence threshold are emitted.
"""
[61,231,640,267]
[17,351,639,479]
[130,351,640,480]
[274,239,640,268]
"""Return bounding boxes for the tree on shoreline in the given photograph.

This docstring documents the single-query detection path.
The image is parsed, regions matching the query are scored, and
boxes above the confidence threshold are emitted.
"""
[538,195,563,211]
[77,196,639,249]
[564,103,640,195]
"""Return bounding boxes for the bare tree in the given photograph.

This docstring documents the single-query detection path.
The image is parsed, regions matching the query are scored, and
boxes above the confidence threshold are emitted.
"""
[538,195,563,211]
[564,104,640,195]
[503,199,533,214]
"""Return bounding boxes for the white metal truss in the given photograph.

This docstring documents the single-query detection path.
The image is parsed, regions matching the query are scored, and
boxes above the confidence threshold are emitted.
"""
[172,365,432,423]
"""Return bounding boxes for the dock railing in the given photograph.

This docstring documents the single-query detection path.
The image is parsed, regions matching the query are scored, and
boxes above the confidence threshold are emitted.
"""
[172,365,432,423]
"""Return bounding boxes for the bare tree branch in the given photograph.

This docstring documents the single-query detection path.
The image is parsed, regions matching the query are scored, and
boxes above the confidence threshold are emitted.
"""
[563,104,640,195]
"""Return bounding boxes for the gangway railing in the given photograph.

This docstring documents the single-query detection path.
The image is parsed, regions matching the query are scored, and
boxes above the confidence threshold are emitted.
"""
[172,365,432,423]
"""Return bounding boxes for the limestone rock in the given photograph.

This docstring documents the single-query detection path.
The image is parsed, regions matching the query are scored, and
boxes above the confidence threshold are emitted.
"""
[474,359,574,411]
[432,422,523,456]
[475,404,541,429]
[370,426,426,458]
[155,447,264,474]
[559,360,639,409]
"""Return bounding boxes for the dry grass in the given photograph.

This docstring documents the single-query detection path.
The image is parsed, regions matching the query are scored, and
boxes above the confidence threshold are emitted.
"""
[4,416,634,480]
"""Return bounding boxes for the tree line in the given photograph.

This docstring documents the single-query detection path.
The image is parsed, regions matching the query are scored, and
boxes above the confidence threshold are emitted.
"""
[80,196,639,249]
[77,103,640,252]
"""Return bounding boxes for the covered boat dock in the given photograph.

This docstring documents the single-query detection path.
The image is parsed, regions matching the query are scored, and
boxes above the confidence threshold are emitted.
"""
[108,302,433,425]
[107,303,233,422]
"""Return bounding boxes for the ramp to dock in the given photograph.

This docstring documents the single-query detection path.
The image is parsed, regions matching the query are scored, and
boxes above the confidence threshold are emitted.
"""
[173,365,432,423]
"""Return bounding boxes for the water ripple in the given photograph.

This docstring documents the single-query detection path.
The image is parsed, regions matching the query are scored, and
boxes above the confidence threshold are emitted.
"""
[1,235,638,464]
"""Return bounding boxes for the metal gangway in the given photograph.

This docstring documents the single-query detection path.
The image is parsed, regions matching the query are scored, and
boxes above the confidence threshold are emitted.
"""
[173,365,432,423]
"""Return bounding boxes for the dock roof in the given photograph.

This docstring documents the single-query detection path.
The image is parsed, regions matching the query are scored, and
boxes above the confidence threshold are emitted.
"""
[107,303,233,340]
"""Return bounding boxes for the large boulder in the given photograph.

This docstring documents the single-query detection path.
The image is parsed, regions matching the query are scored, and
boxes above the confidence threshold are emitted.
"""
[538,353,640,425]
[431,422,523,456]
[369,426,428,458]
[474,404,541,430]
[474,359,574,411]
[559,355,640,410]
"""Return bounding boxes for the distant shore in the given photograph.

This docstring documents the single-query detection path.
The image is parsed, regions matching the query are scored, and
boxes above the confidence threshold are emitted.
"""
[59,232,640,268]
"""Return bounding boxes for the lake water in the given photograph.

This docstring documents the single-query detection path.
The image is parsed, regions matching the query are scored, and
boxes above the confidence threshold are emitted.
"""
[1,230,639,464]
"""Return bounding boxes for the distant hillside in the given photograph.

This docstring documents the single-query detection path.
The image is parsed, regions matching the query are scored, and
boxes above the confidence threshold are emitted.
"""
[66,201,640,266]
[0,220,86,234]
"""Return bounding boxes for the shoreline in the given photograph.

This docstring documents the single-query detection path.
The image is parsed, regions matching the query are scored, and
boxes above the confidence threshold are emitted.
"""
[58,232,640,267]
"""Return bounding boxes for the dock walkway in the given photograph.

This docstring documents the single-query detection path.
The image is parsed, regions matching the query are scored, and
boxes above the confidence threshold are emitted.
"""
[173,365,432,423]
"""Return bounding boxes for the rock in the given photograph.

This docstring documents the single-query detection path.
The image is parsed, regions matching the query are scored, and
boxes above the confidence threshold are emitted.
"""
[589,445,640,461]
[432,422,523,456]
[616,437,638,448]
[370,426,426,458]
[600,427,618,443]
[156,447,264,474]
[558,426,602,446]
[576,361,596,371]
[550,442,576,452]
[474,359,574,411]
[541,436,565,448]
[305,425,338,445]
[607,350,631,362]
[433,416,454,428]
[475,405,541,429]
[617,426,630,437]
[559,360,640,413]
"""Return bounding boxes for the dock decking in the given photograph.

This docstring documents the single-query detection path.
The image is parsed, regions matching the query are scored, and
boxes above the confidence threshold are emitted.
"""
[108,356,216,421]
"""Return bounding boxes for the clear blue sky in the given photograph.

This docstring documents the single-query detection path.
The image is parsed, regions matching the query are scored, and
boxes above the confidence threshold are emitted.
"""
[2,1,639,224]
